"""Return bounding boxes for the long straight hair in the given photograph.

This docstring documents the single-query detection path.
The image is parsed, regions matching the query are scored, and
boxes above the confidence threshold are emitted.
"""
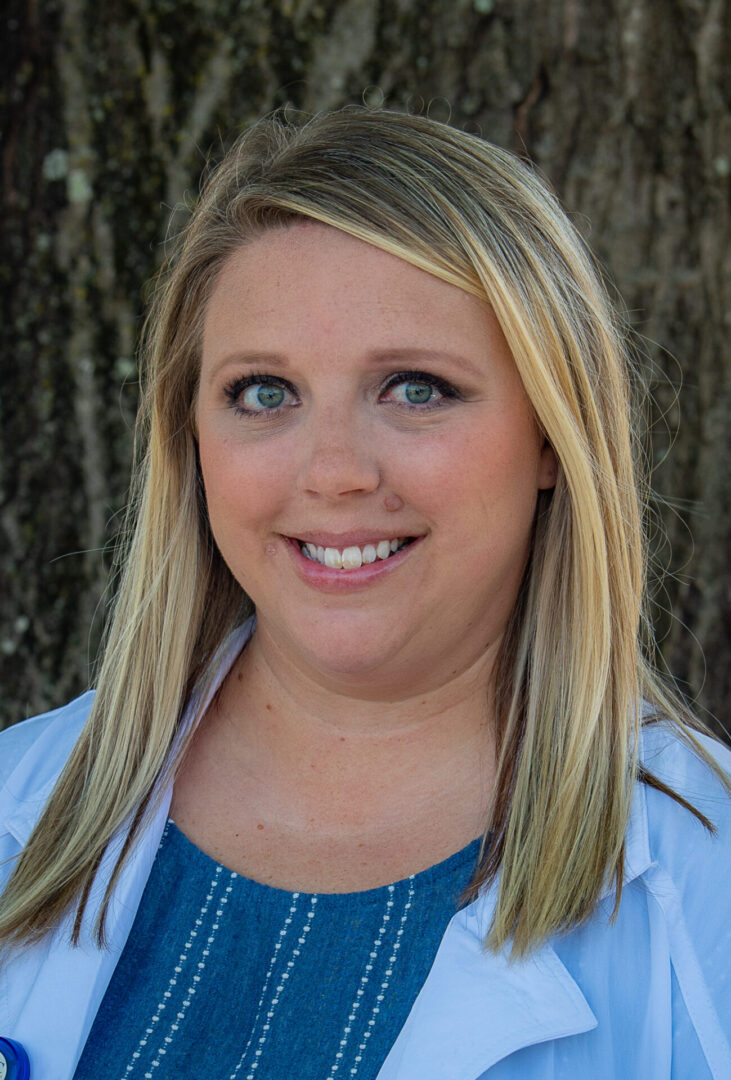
[0,108,724,957]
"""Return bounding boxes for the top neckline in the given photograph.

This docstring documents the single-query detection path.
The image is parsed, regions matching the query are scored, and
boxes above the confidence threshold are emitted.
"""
[165,817,483,905]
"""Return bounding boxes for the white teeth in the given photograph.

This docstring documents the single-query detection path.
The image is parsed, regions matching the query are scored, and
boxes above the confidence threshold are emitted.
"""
[299,537,411,568]
[324,547,343,569]
[341,545,363,569]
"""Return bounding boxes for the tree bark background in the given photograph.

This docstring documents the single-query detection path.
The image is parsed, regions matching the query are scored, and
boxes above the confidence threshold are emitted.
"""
[1,0,729,738]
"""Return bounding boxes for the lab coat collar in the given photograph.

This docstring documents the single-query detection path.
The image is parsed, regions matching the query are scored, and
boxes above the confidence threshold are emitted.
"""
[378,757,654,1077]
[0,621,257,853]
[0,614,652,889]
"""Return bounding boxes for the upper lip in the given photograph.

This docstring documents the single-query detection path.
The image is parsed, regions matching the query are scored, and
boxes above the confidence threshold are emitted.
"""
[286,530,422,548]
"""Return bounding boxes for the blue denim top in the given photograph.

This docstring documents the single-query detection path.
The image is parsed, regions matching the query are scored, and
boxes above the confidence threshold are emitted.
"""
[74,820,481,1080]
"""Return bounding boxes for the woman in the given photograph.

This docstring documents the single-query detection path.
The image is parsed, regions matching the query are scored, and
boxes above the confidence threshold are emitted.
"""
[0,108,729,1080]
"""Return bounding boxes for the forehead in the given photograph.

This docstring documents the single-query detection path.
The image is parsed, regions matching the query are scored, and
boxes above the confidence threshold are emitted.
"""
[208,221,452,313]
[201,222,509,370]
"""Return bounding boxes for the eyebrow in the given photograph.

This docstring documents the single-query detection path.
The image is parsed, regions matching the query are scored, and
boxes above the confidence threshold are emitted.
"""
[206,347,483,379]
[366,347,483,376]
[209,351,289,373]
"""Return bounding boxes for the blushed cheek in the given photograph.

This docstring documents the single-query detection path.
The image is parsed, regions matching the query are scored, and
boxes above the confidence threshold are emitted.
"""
[445,436,542,536]
[199,435,295,540]
[414,425,535,501]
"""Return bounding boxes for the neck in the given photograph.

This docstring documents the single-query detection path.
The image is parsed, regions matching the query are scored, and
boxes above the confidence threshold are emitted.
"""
[209,626,498,834]
[171,624,499,889]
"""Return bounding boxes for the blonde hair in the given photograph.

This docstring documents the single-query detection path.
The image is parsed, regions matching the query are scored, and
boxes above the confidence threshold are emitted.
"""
[1,108,723,956]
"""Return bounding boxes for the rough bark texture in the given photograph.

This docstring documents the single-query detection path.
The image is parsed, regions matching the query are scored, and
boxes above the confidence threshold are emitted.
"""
[2,0,729,737]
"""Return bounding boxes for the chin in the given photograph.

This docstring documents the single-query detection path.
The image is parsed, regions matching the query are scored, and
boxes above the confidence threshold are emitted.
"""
[303,634,400,681]
[267,607,413,684]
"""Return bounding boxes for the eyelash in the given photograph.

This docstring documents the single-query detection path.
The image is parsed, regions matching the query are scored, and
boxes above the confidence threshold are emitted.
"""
[222,370,462,417]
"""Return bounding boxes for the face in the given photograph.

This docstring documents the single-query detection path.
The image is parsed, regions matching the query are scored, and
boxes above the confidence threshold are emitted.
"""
[196,223,556,694]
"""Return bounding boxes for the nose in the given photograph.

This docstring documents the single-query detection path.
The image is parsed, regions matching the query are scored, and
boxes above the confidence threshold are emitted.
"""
[298,409,381,500]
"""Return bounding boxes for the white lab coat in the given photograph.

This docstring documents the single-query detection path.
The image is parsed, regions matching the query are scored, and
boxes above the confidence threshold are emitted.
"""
[1,623,730,1079]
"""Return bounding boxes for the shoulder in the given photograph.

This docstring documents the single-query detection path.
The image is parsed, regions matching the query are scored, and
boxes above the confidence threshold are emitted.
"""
[640,717,731,785]
[0,692,95,805]
[634,721,730,981]
[638,720,731,846]
[630,724,731,1070]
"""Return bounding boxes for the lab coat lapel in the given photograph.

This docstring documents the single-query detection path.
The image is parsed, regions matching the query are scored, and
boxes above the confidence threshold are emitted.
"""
[2,793,171,1080]
[0,624,254,1080]
[376,886,597,1080]
[377,778,652,1080]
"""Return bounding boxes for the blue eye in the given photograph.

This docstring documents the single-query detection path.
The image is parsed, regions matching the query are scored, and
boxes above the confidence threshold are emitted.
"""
[381,372,458,409]
[224,375,298,416]
[400,381,440,405]
[243,383,287,409]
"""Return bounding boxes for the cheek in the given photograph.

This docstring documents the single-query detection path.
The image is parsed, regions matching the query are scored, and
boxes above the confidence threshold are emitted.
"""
[397,417,541,523]
[198,434,292,539]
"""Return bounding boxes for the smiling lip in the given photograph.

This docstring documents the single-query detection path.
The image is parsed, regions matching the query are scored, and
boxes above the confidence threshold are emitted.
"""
[282,534,424,593]
[291,530,418,548]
